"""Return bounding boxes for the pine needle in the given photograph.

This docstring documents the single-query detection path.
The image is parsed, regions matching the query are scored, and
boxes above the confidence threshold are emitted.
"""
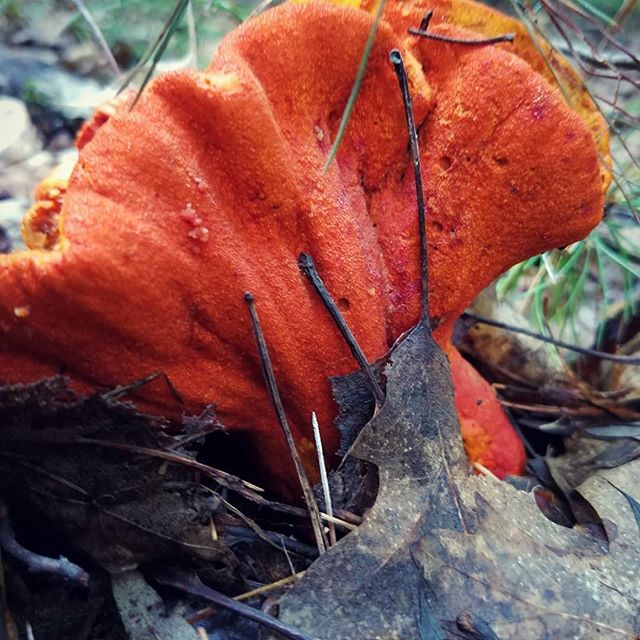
[322,0,386,173]
[118,0,190,105]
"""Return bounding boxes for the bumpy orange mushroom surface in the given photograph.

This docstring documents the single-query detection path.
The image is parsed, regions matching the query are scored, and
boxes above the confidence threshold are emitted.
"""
[0,0,607,495]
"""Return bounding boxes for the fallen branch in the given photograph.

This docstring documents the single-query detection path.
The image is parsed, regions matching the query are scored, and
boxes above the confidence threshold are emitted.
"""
[0,499,89,586]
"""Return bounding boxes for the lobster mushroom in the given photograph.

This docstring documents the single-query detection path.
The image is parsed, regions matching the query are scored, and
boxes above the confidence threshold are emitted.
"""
[0,0,608,496]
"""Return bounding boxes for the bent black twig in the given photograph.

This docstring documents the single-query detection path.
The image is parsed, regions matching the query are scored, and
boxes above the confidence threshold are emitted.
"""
[409,27,515,45]
[298,253,385,408]
[411,10,514,45]
[389,50,430,326]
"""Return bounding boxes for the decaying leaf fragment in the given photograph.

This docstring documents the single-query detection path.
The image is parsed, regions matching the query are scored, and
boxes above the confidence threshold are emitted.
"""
[414,462,640,639]
[280,318,469,638]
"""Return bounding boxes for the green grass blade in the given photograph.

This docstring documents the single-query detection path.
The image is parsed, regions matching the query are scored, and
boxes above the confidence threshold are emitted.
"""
[118,0,189,101]
[322,0,386,174]
[594,235,640,279]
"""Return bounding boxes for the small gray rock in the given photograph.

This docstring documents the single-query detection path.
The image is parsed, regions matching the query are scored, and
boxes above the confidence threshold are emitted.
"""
[0,96,41,165]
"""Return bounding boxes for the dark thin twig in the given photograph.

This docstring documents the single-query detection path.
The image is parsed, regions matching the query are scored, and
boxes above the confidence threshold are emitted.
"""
[0,499,89,586]
[500,399,640,420]
[244,293,327,554]
[389,50,430,326]
[221,497,315,557]
[419,10,434,31]
[553,41,640,71]
[417,6,511,47]
[153,571,314,640]
[463,312,640,365]
[216,524,319,559]
[74,438,264,494]
[298,253,385,408]
[101,370,184,406]
[409,27,515,45]
[593,95,640,124]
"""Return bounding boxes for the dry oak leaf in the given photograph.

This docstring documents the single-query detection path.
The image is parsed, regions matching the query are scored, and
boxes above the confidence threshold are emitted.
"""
[0,0,606,495]
[280,320,640,640]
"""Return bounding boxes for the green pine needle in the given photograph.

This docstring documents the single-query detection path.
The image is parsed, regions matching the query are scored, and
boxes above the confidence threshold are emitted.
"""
[322,0,386,174]
[118,0,190,105]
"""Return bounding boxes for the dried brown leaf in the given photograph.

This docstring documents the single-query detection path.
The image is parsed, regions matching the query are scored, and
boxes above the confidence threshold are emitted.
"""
[279,319,640,639]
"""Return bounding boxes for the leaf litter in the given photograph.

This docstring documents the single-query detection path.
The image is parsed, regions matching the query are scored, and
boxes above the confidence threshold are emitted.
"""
[2,10,640,640]
[0,376,318,638]
[0,377,248,575]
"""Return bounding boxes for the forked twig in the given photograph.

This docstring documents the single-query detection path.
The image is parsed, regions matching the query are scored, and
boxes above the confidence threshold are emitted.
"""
[299,253,385,408]
[244,293,327,554]
[409,11,514,46]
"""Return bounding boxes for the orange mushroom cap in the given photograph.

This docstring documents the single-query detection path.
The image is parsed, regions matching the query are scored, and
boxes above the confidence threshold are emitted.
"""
[0,0,606,496]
